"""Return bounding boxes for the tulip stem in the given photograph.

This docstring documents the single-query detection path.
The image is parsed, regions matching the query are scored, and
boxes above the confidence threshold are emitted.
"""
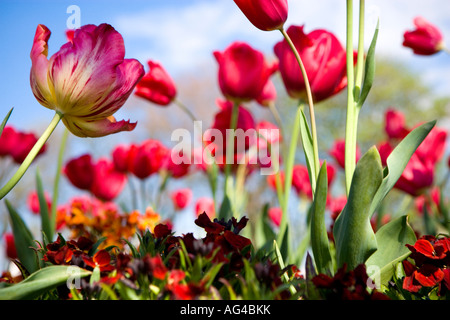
[223,101,240,208]
[344,0,357,196]
[174,98,198,123]
[0,111,63,200]
[268,102,285,139]
[50,127,69,238]
[279,28,320,185]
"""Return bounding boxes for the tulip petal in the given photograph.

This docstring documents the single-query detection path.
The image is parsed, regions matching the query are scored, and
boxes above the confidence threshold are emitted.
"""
[30,24,54,109]
[62,115,136,138]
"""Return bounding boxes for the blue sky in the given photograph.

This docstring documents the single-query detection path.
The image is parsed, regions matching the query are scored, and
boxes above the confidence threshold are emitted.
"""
[1,0,450,130]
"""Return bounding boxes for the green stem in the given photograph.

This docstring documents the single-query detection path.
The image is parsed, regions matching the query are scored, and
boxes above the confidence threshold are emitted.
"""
[223,101,240,201]
[268,102,285,138]
[354,0,365,97]
[277,106,301,245]
[174,98,198,123]
[344,0,356,195]
[279,28,320,186]
[0,112,63,200]
[50,127,69,237]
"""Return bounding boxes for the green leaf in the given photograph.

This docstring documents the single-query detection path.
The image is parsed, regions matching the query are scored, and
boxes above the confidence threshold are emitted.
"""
[299,107,316,192]
[5,199,41,274]
[357,21,379,108]
[0,108,13,137]
[369,120,436,218]
[365,215,416,287]
[218,194,232,220]
[333,146,383,269]
[310,162,333,275]
[35,169,52,242]
[0,265,91,300]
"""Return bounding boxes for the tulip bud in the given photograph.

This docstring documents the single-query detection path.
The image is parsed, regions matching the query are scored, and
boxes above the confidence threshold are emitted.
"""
[135,60,177,106]
[171,188,193,210]
[214,42,277,102]
[233,0,288,31]
[403,17,444,56]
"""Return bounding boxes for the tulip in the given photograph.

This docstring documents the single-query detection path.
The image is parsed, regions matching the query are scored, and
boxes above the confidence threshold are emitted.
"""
[214,41,277,102]
[0,126,16,157]
[90,158,127,201]
[256,79,277,108]
[329,139,361,170]
[204,99,256,158]
[30,23,144,137]
[268,207,282,227]
[380,146,435,197]
[0,126,46,164]
[403,17,444,56]
[233,0,288,31]
[171,188,193,210]
[164,149,191,178]
[27,190,52,215]
[129,139,169,179]
[414,126,447,166]
[385,109,410,140]
[64,154,95,190]
[194,197,216,219]
[134,60,177,106]
[291,164,312,198]
[112,144,132,173]
[274,25,348,103]
[0,23,144,200]
[4,232,17,260]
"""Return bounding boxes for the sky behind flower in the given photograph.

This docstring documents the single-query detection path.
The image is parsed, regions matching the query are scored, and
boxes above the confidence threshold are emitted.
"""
[0,0,449,129]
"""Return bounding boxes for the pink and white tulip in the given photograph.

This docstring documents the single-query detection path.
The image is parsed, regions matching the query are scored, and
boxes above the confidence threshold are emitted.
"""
[30,24,144,137]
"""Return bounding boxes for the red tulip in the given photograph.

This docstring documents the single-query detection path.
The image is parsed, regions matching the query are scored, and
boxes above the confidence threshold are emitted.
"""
[27,190,52,215]
[194,197,215,219]
[129,139,169,179]
[256,79,277,107]
[4,232,17,260]
[0,126,17,157]
[171,188,193,210]
[379,123,446,197]
[385,109,410,140]
[0,126,46,164]
[214,41,277,102]
[268,207,282,227]
[164,148,191,178]
[396,154,435,196]
[274,25,348,103]
[204,99,256,162]
[292,164,312,198]
[111,144,132,173]
[90,158,127,201]
[233,0,288,31]
[64,154,95,190]
[329,139,361,170]
[414,125,447,166]
[134,60,177,106]
[403,17,444,56]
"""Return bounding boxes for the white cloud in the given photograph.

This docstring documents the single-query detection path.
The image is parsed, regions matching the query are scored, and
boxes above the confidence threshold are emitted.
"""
[114,0,450,95]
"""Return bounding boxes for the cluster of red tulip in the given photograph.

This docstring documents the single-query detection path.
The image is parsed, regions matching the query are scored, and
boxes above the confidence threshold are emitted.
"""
[0,0,449,301]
